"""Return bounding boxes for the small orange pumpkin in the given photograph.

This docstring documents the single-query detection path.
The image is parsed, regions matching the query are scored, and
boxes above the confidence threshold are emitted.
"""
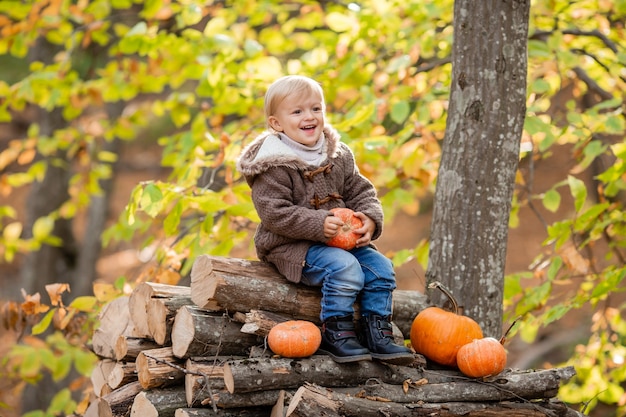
[410,281,483,367]
[326,208,363,250]
[456,337,507,378]
[267,320,322,358]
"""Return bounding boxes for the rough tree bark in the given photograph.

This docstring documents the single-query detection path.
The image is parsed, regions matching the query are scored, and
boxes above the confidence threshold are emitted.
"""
[426,0,531,337]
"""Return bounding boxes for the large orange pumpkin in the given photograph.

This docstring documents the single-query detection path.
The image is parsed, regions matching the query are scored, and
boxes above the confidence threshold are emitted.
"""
[267,320,322,358]
[456,337,507,378]
[326,208,363,250]
[410,281,483,367]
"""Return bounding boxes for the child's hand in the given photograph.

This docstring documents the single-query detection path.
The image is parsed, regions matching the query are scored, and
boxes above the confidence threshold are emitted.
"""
[353,212,375,247]
[323,215,347,239]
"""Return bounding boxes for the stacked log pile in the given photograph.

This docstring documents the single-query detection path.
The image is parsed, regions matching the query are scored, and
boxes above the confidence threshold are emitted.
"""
[85,255,584,417]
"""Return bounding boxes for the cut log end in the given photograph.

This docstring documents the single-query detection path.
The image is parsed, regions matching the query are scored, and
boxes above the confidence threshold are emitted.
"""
[171,306,195,358]
[147,299,169,345]
[223,362,235,394]
[130,391,158,417]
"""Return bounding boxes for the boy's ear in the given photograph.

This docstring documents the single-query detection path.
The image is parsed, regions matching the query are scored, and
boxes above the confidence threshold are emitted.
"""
[268,116,283,131]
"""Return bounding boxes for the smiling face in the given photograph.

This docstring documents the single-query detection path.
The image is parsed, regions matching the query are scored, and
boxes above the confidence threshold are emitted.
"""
[267,86,325,148]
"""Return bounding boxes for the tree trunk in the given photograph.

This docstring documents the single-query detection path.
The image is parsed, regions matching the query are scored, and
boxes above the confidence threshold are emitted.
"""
[426,0,531,336]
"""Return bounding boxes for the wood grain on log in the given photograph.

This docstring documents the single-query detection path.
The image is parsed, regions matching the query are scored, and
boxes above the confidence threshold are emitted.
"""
[136,346,185,389]
[98,381,143,417]
[171,305,261,359]
[107,361,137,390]
[130,387,187,417]
[91,359,117,397]
[148,295,194,345]
[92,296,134,359]
[115,336,162,362]
[190,255,428,336]
[129,282,191,339]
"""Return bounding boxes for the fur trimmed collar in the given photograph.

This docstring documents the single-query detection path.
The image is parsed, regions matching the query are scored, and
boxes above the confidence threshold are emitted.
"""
[237,125,342,177]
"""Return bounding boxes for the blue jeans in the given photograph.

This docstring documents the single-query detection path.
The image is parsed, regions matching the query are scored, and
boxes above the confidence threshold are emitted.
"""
[302,244,397,322]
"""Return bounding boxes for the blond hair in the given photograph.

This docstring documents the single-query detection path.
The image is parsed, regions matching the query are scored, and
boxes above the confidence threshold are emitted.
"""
[264,75,326,128]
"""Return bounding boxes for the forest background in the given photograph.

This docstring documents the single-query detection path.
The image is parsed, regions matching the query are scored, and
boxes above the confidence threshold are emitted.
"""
[0,0,625,416]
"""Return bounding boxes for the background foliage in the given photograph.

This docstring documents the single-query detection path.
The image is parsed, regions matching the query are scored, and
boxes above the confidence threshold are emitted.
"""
[0,0,625,415]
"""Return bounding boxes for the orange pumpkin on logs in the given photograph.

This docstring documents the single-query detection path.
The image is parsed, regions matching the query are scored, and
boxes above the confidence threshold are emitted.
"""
[326,208,363,250]
[410,281,483,367]
[456,337,507,378]
[267,320,322,358]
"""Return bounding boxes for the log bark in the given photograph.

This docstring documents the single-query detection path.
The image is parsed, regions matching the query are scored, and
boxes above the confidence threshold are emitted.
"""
[224,355,437,394]
[129,282,191,339]
[130,387,188,417]
[286,383,581,417]
[171,305,261,359]
[224,355,574,401]
[183,356,287,409]
[184,359,228,407]
[98,380,143,417]
[92,296,135,359]
[148,295,195,345]
[115,336,163,361]
[136,346,185,389]
[329,367,576,403]
[237,309,292,336]
[174,407,273,417]
[190,255,428,336]
[199,388,290,409]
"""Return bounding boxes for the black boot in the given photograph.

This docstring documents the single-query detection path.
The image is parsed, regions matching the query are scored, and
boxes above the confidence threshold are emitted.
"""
[360,314,415,365]
[319,315,372,363]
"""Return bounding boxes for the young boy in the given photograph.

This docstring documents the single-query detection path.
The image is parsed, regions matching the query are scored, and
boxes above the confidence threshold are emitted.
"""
[237,75,413,364]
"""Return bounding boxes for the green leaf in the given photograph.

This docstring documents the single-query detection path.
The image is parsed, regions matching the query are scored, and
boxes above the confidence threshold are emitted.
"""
[3,221,22,241]
[163,200,182,236]
[390,100,411,124]
[591,269,626,300]
[69,296,97,312]
[47,388,76,414]
[73,349,97,376]
[542,189,561,213]
[140,183,164,217]
[51,352,72,381]
[32,216,55,240]
[325,12,355,32]
[126,21,148,37]
[542,304,570,325]
[20,350,42,379]
[32,309,55,335]
[546,256,563,281]
[568,175,587,212]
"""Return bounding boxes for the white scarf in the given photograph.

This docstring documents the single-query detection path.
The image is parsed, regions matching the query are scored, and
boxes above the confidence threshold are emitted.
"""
[278,133,327,166]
